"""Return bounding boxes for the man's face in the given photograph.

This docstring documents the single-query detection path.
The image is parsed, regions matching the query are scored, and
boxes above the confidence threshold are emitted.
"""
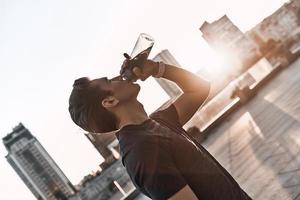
[91,76,140,103]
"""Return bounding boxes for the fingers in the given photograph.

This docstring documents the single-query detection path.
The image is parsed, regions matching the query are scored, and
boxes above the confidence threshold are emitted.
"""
[121,58,130,70]
[121,53,149,81]
[133,67,142,77]
[120,53,131,74]
[133,67,148,81]
[123,53,130,59]
[122,53,131,69]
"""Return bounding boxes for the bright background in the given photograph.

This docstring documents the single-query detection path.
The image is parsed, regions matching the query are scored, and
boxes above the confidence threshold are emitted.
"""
[0,0,288,199]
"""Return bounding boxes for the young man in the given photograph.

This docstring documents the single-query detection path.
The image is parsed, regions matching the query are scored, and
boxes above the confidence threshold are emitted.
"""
[68,58,252,200]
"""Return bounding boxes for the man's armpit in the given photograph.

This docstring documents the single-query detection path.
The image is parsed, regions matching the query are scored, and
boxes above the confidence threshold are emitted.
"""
[150,104,181,128]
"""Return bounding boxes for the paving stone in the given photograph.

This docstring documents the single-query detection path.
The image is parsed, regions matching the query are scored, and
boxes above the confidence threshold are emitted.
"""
[201,58,300,199]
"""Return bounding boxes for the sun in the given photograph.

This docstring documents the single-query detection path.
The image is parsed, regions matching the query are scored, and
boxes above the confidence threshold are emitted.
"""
[197,48,234,80]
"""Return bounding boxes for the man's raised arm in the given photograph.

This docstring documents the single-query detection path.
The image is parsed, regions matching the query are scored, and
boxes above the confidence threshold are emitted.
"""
[130,59,210,126]
[158,62,210,125]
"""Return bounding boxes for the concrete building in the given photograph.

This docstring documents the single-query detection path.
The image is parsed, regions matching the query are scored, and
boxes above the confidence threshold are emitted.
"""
[3,123,76,200]
[70,160,136,200]
[247,0,300,45]
[200,15,261,72]
[84,132,119,170]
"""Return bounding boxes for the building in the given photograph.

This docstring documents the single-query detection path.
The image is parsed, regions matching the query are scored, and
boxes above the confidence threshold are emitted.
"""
[70,159,137,200]
[292,0,300,6]
[2,123,76,200]
[200,15,261,72]
[84,132,119,170]
[247,0,300,46]
[152,49,182,99]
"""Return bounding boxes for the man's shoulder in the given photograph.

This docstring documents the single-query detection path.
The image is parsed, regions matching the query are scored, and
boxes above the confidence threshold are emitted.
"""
[150,103,177,119]
[126,133,170,155]
[150,104,183,129]
[122,131,172,164]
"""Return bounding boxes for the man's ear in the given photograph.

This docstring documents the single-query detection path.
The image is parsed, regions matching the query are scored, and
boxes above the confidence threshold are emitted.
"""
[102,96,119,108]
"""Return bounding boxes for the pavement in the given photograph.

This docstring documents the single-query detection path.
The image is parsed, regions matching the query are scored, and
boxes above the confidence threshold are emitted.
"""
[202,58,300,200]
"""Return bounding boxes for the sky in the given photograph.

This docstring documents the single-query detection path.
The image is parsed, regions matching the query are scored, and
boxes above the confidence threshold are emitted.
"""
[0,0,288,199]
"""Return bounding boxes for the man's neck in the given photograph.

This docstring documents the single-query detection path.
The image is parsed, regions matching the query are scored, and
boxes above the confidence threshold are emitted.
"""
[115,100,149,129]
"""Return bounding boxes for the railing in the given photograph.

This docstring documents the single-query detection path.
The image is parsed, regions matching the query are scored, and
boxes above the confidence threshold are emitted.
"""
[184,58,285,135]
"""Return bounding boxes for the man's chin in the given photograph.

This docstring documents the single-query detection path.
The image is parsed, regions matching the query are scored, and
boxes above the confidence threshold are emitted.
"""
[131,82,140,88]
[134,83,141,96]
[136,84,141,92]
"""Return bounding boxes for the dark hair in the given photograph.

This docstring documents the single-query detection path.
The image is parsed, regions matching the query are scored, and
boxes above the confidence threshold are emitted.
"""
[68,77,117,133]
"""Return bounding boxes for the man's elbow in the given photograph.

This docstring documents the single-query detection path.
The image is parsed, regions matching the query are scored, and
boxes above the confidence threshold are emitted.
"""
[197,80,210,100]
[203,80,211,98]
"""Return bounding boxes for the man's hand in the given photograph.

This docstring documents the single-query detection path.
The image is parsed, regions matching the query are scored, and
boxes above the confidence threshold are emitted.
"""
[132,59,158,81]
[121,53,158,81]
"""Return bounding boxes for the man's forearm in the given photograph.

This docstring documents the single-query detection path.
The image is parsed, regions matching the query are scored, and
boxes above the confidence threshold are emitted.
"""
[160,63,210,95]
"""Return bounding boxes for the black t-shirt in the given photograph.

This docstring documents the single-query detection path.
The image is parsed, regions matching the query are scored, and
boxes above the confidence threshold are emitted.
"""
[116,105,252,200]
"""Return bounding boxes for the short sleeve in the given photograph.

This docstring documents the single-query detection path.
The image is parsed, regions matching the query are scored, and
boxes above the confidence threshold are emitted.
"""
[150,104,182,129]
[127,138,187,199]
